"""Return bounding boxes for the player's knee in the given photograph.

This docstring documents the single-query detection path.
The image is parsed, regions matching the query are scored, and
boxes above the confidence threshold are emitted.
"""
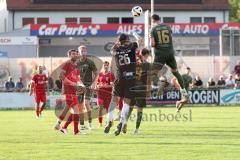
[111,96,118,103]
[72,105,79,114]
[84,99,90,106]
[35,102,40,107]
[138,108,143,112]
[123,98,131,105]
[78,104,83,111]
[99,105,103,110]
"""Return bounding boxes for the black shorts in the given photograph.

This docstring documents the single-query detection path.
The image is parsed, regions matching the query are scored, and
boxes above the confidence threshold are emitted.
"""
[113,78,135,99]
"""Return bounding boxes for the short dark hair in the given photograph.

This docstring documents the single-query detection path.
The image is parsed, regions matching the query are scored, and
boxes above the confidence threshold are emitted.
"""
[118,33,130,44]
[186,67,191,70]
[67,49,78,56]
[151,14,160,21]
[104,61,109,66]
[141,48,150,56]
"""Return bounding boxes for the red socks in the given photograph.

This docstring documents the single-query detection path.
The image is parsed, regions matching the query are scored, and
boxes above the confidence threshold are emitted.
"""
[39,106,44,114]
[36,108,39,117]
[59,111,67,121]
[61,114,80,134]
[73,114,80,134]
[98,116,103,124]
[63,114,73,129]
[118,98,123,111]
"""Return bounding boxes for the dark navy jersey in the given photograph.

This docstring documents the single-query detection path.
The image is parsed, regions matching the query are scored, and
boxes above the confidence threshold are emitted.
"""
[113,42,138,79]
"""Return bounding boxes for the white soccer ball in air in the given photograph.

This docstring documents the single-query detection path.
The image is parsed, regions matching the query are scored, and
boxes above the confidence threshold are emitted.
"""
[131,6,143,17]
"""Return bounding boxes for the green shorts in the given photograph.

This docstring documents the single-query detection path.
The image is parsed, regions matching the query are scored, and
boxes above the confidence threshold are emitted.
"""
[135,98,146,108]
[84,87,92,100]
[153,50,177,70]
[77,87,91,103]
[78,94,84,103]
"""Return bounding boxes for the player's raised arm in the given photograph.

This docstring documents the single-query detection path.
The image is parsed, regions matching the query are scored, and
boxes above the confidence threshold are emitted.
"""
[110,41,120,56]
[132,32,142,46]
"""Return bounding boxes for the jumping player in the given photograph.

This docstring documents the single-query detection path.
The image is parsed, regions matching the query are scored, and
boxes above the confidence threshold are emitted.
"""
[29,65,48,118]
[104,33,141,136]
[96,61,115,126]
[126,48,151,134]
[150,14,189,107]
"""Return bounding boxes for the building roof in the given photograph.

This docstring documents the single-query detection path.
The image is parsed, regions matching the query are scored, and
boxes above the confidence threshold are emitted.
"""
[7,0,229,11]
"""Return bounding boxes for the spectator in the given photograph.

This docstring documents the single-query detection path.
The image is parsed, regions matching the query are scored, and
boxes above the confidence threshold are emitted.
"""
[234,62,240,76]
[207,77,216,88]
[55,76,62,91]
[43,65,49,77]
[15,77,25,92]
[193,75,203,88]
[32,65,38,75]
[48,76,54,91]
[235,74,240,89]
[225,74,235,88]
[5,76,15,91]
[182,67,192,90]
[217,75,226,86]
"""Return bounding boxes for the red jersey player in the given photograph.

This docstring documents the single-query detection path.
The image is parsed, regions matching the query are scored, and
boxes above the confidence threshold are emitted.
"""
[29,66,48,118]
[96,61,115,126]
[54,49,85,135]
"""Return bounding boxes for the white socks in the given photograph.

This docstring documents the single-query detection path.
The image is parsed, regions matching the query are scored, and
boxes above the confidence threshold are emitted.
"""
[120,102,130,125]
[107,100,117,122]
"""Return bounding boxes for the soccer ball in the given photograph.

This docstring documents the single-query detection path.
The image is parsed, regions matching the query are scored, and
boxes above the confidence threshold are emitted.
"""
[131,6,143,17]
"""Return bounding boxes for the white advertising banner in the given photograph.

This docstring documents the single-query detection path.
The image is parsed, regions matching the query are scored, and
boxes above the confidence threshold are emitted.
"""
[220,89,240,105]
[0,37,38,45]
[0,92,35,108]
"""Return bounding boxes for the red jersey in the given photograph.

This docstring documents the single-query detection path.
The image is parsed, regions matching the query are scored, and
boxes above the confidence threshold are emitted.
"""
[97,71,115,97]
[62,60,80,95]
[32,74,48,93]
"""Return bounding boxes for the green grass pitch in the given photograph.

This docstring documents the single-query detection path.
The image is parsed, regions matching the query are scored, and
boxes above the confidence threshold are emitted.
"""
[0,106,240,160]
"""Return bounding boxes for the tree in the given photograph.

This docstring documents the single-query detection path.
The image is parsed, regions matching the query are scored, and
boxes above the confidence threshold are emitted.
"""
[229,0,240,22]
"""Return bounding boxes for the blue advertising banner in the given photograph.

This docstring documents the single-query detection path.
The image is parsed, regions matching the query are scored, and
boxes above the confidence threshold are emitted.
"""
[147,89,220,105]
